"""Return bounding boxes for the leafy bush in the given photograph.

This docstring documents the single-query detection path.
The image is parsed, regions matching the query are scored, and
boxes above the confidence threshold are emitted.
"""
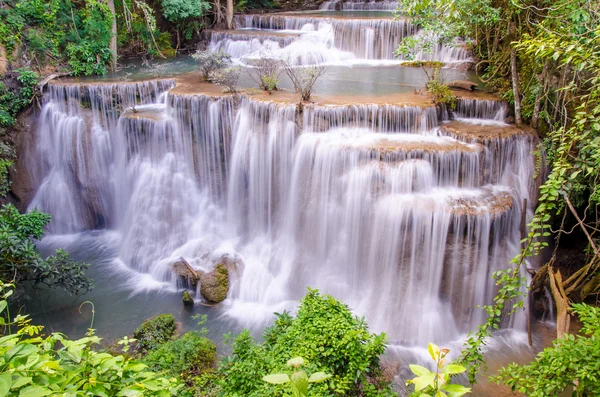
[161,0,211,45]
[493,303,600,396]
[248,57,283,92]
[0,204,92,295]
[284,65,325,101]
[133,313,177,352]
[218,289,394,397]
[426,79,456,109]
[192,49,231,81]
[211,66,241,93]
[144,331,217,382]
[0,68,39,127]
[0,281,184,396]
[0,0,113,75]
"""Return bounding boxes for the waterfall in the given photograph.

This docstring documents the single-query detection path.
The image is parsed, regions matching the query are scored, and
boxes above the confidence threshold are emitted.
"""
[320,0,398,10]
[227,15,417,62]
[27,80,175,233]
[26,80,536,345]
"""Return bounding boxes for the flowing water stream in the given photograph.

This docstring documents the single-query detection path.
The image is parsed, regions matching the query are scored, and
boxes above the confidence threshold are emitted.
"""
[20,6,542,394]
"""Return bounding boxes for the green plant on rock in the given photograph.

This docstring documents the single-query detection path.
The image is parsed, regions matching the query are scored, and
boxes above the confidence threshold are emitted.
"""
[0,68,39,128]
[218,288,394,397]
[263,356,331,397]
[493,303,600,396]
[407,343,471,397]
[0,281,184,396]
[133,313,177,352]
[192,49,231,81]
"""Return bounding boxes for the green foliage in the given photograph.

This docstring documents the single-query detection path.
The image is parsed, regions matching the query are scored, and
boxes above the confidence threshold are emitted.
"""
[407,343,470,397]
[493,303,600,396]
[0,203,92,295]
[427,79,455,109]
[235,0,276,12]
[263,357,332,397]
[133,313,177,352]
[218,289,394,397]
[192,49,231,81]
[261,74,279,92]
[144,331,217,383]
[160,0,211,41]
[0,0,113,75]
[0,68,39,127]
[0,281,184,396]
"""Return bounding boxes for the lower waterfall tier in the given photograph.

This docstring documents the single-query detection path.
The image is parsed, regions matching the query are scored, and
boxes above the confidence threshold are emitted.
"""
[19,78,536,345]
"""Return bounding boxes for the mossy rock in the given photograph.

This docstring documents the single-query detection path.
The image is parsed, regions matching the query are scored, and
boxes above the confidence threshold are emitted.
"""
[133,313,177,352]
[182,290,194,307]
[402,60,445,69]
[199,263,229,304]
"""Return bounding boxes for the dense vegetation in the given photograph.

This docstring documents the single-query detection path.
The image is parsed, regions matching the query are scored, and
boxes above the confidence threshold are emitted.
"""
[217,289,393,397]
[0,281,184,396]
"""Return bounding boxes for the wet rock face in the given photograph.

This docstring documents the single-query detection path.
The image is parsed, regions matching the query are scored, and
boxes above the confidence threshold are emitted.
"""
[172,258,200,289]
[199,263,230,304]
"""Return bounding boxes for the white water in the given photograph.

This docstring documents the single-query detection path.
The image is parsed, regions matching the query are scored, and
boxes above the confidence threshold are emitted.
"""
[26,78,536,346]
[207,13,472,66]
[320,0,398,11]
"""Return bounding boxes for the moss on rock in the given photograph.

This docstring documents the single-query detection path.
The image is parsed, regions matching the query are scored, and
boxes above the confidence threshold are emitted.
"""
[133,313,177,352]
[199,263,229,304]
[182,290,194,307]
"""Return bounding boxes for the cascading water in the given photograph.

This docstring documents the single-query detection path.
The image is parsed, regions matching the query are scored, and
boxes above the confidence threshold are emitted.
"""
[208,10,472,66]
[26,76,537,346]
[320,0,398,11]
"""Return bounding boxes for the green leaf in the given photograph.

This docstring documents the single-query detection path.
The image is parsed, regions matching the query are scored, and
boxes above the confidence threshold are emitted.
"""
[442,383,471,397]
[0,373,11,397]
[18,385,52,397]
[11,376,32,390]
[441,364,465,375]
[428,342,440,361]
[407,373,436,391]
[409,364,432,377]
[308,372,331,383]
[263,374,290,384]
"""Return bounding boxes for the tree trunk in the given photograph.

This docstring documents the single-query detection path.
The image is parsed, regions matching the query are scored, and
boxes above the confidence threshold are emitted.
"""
[226,0,234,29]
[214,0,225,25]
[549,268,571,338]
[107,0,117,71]
[509,22,522,126]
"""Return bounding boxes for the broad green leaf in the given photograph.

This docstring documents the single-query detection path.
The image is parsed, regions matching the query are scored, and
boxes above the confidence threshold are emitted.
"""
[308,372,331,383]
[0,301,7,314]
[441,364,465,375]
[442,383,471,397]
[428,342,440,361]
[11,376,32,390]
[0,373,11,397]
[406,373,436,391]
[409,364,432,377]
[18,385,52,397]
[263,374,290,384]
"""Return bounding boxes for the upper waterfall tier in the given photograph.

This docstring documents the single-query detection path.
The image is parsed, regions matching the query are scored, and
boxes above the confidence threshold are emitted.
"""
[320,0,398,10]
[221,13,472,65]
[228,14,416,62]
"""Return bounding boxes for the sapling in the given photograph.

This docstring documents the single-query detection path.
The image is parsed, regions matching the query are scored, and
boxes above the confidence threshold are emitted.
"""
[263,357,331,397]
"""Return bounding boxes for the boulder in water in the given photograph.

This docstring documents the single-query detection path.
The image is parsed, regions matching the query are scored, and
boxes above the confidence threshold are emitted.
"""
[172,257,199,289]
[182,290,194,307]
[199,263,230,304]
